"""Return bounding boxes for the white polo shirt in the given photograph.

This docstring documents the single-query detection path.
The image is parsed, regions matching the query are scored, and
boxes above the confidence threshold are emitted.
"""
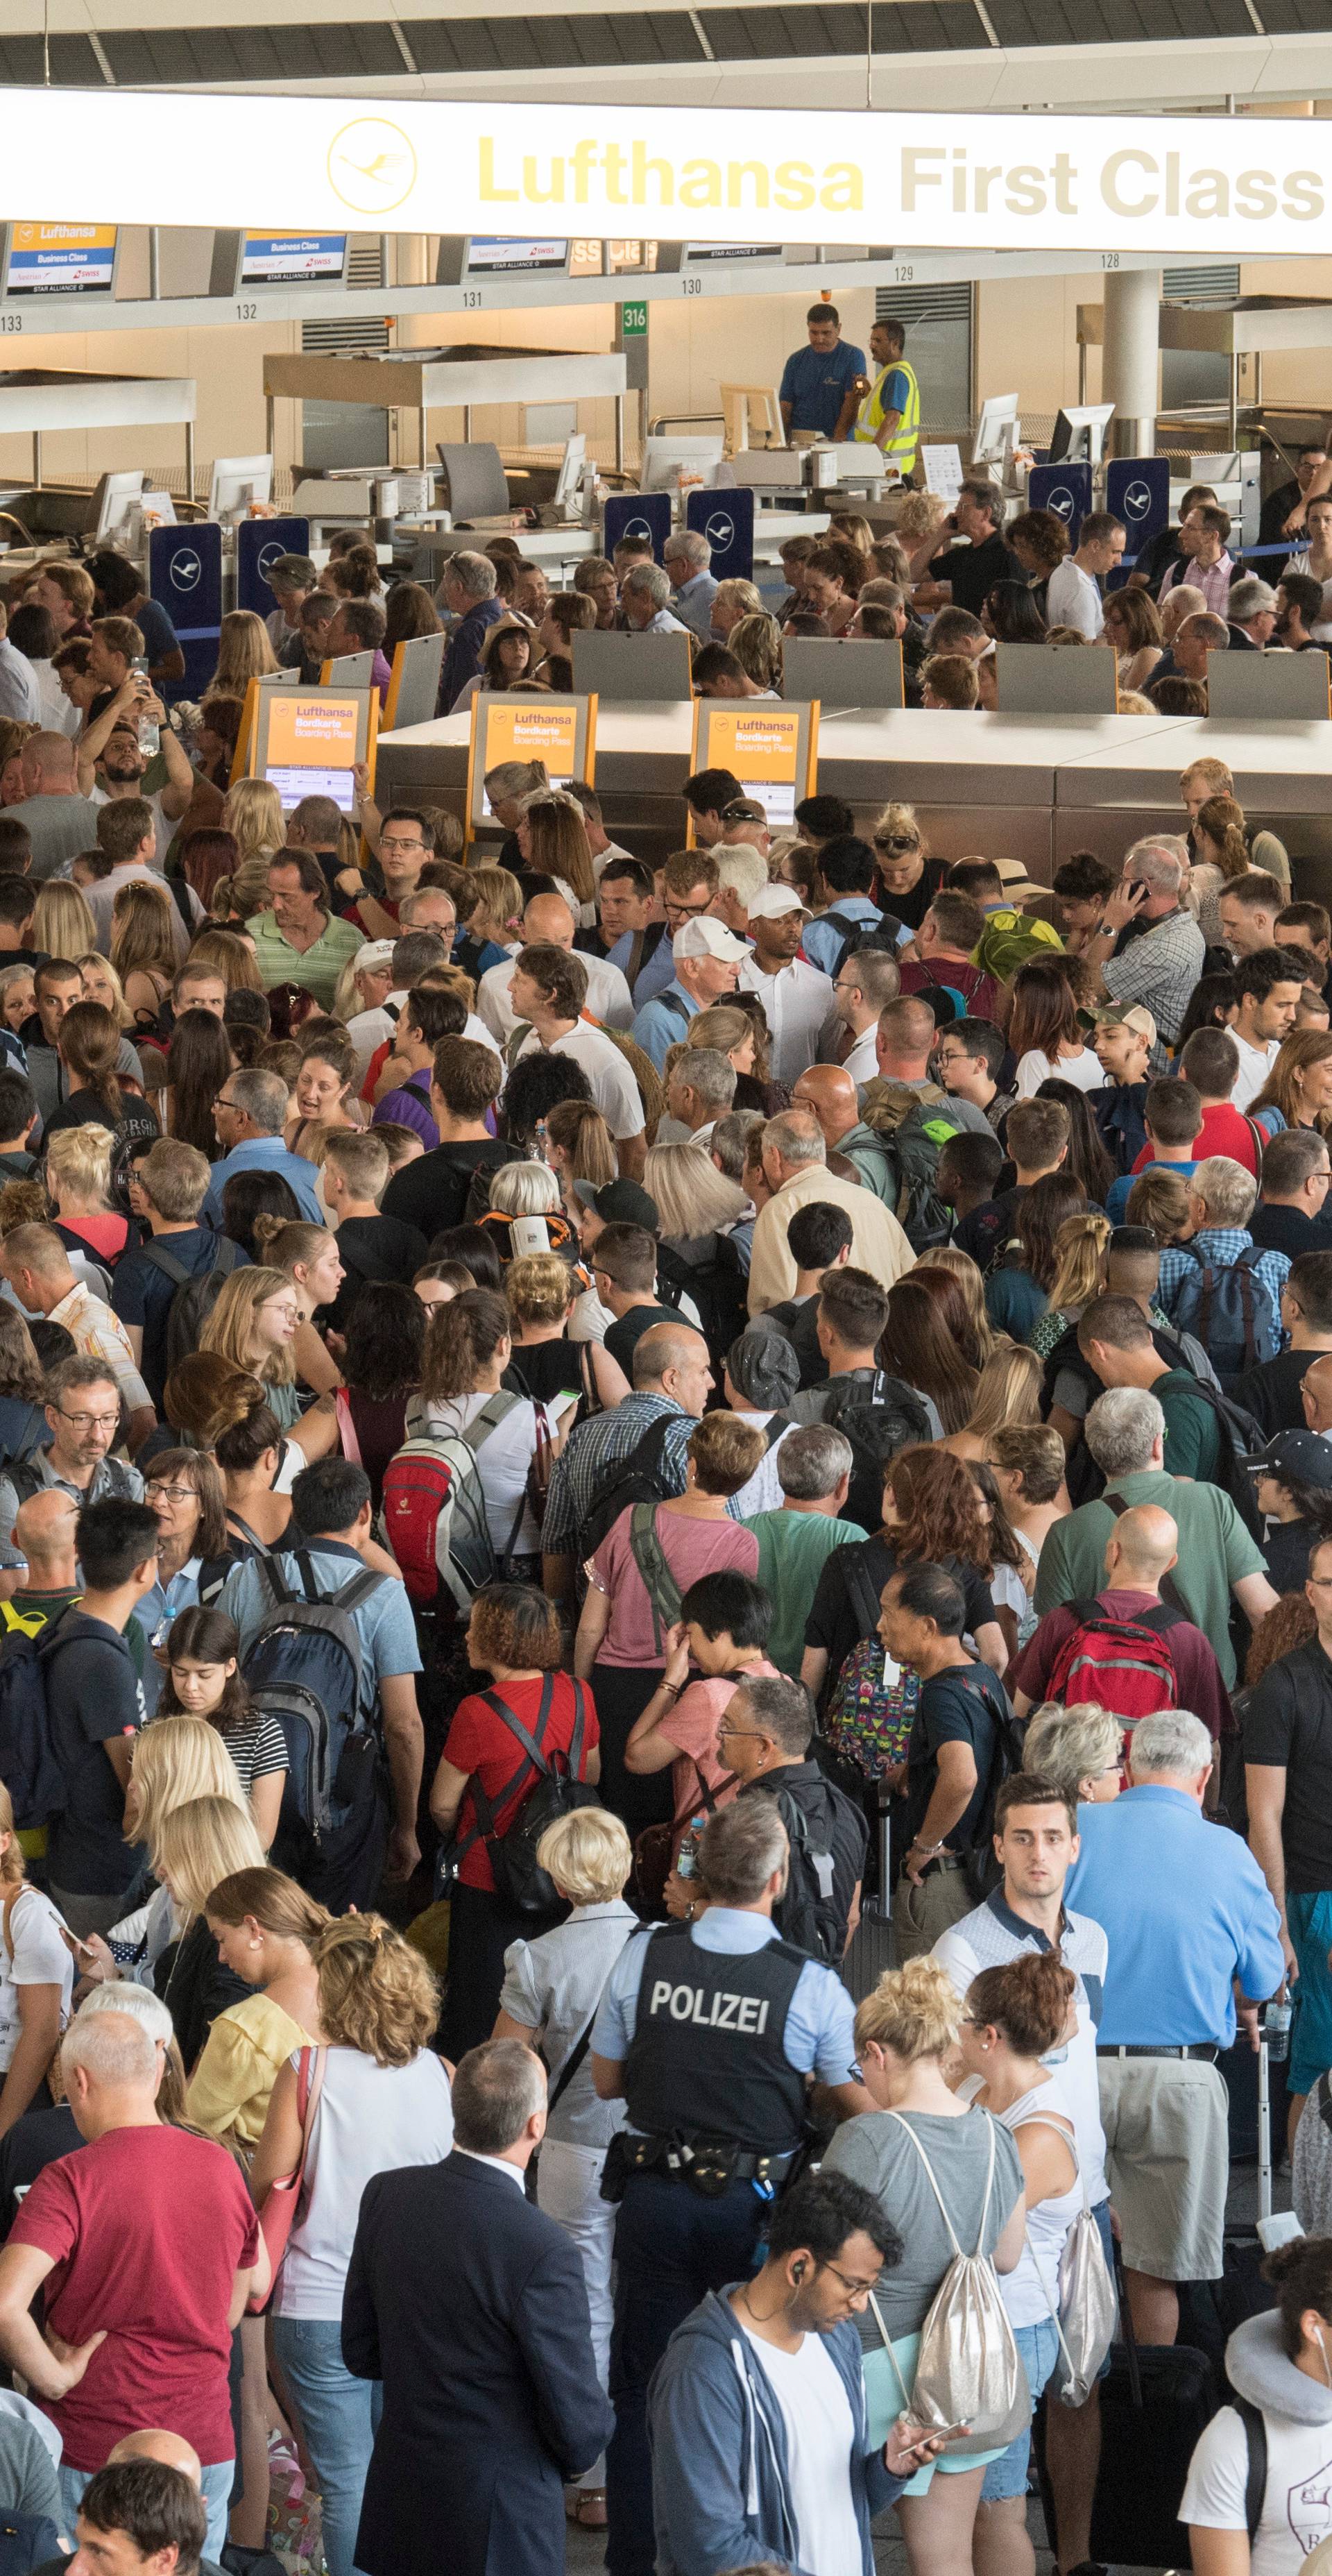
[511,1022,644,1141]
[478,951,634,1040]
[1231,1031,1280,1112]
[738,955,835,1087]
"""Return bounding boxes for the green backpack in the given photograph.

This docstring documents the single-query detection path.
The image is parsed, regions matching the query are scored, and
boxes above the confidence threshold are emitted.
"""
[973,906,1064,987]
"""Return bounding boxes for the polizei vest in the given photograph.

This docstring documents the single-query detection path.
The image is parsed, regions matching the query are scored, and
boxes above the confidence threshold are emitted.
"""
[623,1924,808,2151]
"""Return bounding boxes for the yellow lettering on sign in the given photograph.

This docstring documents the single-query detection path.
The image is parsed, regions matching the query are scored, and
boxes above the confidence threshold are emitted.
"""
[478,138,518,203]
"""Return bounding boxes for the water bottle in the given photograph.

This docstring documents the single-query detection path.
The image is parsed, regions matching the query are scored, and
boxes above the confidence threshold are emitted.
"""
[133,659,159,757]
[1264,1997,1292,2062]
[676,1813,707,1881]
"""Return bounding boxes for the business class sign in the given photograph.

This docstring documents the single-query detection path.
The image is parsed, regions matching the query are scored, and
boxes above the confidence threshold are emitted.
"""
[2,93,1329,255]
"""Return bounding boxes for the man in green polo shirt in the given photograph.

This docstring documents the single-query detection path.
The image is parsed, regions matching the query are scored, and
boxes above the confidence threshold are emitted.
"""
[249,853,364,1010]
[1077,1293,1222,1483]
[1034,1384,1279,1686]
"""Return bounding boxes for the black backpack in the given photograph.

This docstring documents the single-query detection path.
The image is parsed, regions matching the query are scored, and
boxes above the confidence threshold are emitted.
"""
[770,1778,860,1962]
[819,1372,932,1534]
[575,1411,683,1565]
[822,910,907,981]
[960,1672,1027,1901]
[440,1674,601,1914]
[656,1238,749,1372]
[140,1234,243,1383]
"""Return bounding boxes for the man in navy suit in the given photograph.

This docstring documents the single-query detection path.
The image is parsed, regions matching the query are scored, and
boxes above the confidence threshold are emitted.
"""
[342,2038,614,2576]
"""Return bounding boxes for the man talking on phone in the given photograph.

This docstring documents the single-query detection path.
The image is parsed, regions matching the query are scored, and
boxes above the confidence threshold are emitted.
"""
[1080,838,1206,1074]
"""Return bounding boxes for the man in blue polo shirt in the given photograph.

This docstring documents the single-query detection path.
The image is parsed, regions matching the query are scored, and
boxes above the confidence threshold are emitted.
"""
[201,1067,324,1228]
[778,306,866,443]
[1066,1708,1283,2350]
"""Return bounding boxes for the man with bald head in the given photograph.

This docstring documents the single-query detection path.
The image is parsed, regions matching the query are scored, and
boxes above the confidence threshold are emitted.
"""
[1304,1351,1332,1439]
[10,1490,80,1625]
[7,733,101,883]
[477,889,633,1037]
[108,2432,203,2486]
[1011,1500,1233,1747]
[790,1063,896,1205]
[541,1319,714,1625]
[749,1108,914,1314]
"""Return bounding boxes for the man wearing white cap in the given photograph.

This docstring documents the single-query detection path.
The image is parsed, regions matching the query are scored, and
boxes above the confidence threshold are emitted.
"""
[631,915,747,1072]
[738,886,835,1087]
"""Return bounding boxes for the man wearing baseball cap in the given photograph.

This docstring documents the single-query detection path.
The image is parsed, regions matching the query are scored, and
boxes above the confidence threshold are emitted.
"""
[1086,1001,1155,1181]
[737,886,834,1087]
[631,915,747,1074]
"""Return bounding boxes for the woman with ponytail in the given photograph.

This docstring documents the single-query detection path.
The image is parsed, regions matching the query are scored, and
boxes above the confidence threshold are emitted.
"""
[957,1954,1082,2576]
[823,1957,1025,2576]
[410,1285,548,1571]
[42,999,160,1146]
[1024,1209,1113,1362]
[1182,2232,1332,2576]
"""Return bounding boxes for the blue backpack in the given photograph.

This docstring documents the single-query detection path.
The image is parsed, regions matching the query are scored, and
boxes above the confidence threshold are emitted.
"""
[239,1552,386,1880]
[1171,1247,1281,1386]
[0,1613,81,1831]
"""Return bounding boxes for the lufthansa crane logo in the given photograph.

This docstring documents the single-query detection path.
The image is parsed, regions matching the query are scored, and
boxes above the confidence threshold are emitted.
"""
[705,512,735,552]
[624,516,654,543]
[327,118,419,215]
[171,549,202,593]
[1048,486,1076,521]
[257,542,285,579]
[1124,480,1154,519]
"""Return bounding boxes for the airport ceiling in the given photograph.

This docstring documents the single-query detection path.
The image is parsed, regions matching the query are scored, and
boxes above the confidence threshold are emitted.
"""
[3,0,1332,110]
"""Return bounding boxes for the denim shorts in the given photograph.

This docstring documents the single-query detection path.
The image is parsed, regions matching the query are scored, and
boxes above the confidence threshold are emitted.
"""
[981,2314,1061,2502]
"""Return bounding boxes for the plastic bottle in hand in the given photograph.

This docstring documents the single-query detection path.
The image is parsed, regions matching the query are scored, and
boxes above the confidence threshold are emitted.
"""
[676,1815,707,1881]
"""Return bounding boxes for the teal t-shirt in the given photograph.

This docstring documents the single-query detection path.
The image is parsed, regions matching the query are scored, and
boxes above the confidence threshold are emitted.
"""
[1154,1367,1222,1484]
[745,1509,868,1679]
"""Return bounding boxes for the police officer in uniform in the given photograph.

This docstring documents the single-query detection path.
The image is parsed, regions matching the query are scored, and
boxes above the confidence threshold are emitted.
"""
[591,1796,866,2576]
[840,314,921,481]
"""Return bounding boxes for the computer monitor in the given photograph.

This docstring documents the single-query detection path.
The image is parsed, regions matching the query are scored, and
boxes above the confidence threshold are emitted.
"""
[94,470,148,545]
[972,394,1020,476]
[208,454,275,522]
[640,437,726,495]
[552,434,587,516]
[1048,404,1116,465]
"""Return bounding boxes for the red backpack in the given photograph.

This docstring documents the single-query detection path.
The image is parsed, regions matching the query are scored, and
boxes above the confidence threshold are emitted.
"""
[1043,1600,1185,1779]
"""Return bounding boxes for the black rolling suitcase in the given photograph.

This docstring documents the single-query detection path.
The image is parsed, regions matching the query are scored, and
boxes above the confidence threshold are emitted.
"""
[840,1788,896,2003]
[1034,2247,1218,2571]
[1180,2033,1279,2369]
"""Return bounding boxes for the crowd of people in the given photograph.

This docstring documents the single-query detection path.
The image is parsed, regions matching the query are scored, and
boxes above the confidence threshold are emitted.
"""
[0,513,1327,2576]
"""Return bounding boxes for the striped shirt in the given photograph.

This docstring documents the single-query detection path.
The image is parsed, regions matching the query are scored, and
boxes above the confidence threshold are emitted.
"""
[541,1392,695,1557]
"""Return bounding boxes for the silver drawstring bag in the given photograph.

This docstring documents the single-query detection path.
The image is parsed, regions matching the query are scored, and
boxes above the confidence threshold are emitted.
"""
[874,2111,1030,2459]
[1018,2118,1118,2408]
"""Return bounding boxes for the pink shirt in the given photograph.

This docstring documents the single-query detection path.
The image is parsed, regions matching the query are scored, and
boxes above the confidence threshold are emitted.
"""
[658,1662,780,1843]
[590,1506,760,1667]
[1160,550,1234,618]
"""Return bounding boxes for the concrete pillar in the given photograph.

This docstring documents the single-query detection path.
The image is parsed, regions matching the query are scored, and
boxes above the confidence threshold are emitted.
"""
[1102,266,1161,457]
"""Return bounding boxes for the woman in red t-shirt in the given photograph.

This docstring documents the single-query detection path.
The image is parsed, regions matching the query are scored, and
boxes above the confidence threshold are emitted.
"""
[432,1582,599,2060]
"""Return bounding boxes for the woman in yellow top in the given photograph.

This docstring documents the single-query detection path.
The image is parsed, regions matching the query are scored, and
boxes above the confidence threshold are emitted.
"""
[187,1865,329,2550]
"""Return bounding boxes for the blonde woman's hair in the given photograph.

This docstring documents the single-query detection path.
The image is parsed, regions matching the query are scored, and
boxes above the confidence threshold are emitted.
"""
[314,1912,438,2065]
[211,857,275,929]
[729,613,783,691]
[204,1865,330,1946]
[184,927,264,992]
[712,578,762,623]
[1045,1209,1113,1316]
[151,1791,265,1925]
[644,1140,749,1241]
[210,612,280,697]
[688,1001,771,1085]
[1025,1701,1123,1801]
[75,953,134,1032]
[487,1160,561,1219]
[252,1217,328,1278]
[110,880,178,987]
[536,1807,632,1906]
[220,779,285,870]
[923,1245,998,1363]
[200,1264,297,1388]
[466,866,523,936]
[44,1123,115,1214]
[506,1251,576,1328]
[964,1343,1043,1441]
[853,1956,961,2062]
[894,491,949,540]
[871,799,925,851]
[0,1781,26,1886]
[541,1099,615,1190]
[130,1715,246,1857]
[33,881,97,963]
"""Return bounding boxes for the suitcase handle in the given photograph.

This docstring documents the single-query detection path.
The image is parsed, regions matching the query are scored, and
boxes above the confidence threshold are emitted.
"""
[1112,2243,1143,2410]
